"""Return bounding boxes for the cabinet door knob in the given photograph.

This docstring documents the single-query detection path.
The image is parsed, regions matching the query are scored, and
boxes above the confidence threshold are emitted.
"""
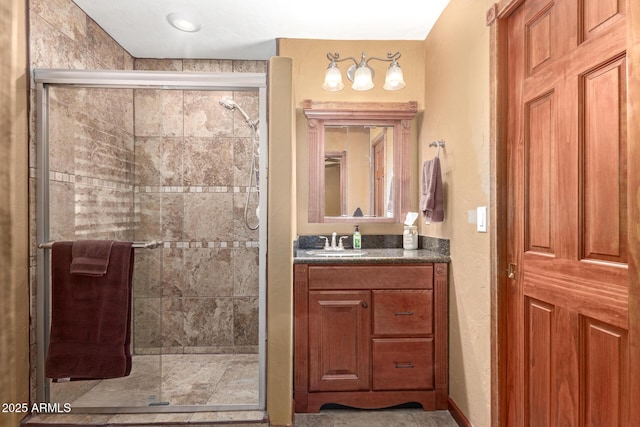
[361,301,368,308]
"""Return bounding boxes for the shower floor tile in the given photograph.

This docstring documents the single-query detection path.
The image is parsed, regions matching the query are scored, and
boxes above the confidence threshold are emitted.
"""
[49,353,259,408]
[24,410,268,425]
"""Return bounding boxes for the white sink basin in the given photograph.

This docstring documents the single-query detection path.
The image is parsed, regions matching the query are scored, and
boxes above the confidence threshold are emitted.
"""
[305,250,367,257]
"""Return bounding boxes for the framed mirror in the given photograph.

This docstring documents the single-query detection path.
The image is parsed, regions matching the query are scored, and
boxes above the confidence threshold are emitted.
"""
[303,100,417,223]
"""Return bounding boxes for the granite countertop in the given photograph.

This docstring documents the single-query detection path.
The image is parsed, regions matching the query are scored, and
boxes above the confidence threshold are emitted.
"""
[294,248,450,264]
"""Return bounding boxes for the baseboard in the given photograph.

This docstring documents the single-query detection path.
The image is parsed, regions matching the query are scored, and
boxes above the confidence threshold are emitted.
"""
[448,396,472,427]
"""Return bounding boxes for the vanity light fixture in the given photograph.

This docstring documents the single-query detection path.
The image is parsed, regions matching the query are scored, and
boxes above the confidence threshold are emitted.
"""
[322,51,406,92]
[166,12,201,33]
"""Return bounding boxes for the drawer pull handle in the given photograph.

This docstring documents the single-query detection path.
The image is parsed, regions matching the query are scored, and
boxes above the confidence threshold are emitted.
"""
[361,301,368,308]
[394,363,414,369]
[394,311,414,316]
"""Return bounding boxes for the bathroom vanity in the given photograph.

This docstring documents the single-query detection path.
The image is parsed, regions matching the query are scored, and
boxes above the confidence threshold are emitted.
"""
[293,249,449,413]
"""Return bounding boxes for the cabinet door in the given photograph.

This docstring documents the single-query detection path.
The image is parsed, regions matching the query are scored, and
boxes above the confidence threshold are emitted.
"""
[309,290,371,392]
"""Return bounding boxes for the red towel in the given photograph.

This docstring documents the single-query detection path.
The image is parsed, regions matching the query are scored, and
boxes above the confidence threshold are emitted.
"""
[46,241,134,380]
[70,240,115,276]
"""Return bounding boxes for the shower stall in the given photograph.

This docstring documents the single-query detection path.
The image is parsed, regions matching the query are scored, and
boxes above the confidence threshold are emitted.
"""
[33,69,267,412]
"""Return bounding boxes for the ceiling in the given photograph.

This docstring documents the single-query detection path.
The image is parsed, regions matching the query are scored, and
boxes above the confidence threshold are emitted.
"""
[71,0,451,60]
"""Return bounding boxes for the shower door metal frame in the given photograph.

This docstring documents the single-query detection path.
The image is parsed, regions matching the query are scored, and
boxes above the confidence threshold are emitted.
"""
[34,69,268,413]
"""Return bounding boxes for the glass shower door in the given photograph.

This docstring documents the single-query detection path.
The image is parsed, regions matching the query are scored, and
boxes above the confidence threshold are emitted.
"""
[44,85,165,408]
[36,70,267,412]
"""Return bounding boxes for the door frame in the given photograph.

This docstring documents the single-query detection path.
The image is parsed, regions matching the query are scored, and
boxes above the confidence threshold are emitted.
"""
[487,1,640,425]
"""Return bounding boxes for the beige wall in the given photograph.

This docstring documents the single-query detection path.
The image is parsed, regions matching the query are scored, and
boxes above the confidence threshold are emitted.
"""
[421,0,493,425]
[266,57,295,426]
[278,39,424,237]
[0,0,29,426]
[13,2,496,426]
[278,10,494,423]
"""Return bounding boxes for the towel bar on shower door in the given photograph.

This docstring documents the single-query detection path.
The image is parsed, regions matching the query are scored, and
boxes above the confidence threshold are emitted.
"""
[37,240,164,249]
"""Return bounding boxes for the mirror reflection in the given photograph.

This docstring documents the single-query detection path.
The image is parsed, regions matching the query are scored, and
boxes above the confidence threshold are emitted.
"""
[324,126,394,218]
[303,100,417,223]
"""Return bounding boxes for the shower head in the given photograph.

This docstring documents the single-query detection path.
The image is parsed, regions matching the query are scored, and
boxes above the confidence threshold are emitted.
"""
[219,96,258,129]
[219,96,237,111]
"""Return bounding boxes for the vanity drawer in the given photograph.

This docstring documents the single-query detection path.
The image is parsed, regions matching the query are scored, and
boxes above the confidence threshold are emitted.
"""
[373,290,432,335]
[308,265,433,290]
[372,338,434,390]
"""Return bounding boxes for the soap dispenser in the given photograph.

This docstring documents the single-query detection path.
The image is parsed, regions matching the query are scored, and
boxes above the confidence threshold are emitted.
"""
[353,225,362,250]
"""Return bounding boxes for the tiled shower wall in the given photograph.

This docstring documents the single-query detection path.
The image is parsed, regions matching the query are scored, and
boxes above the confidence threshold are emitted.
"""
[29,0,266,401]
[47,87,135,243]
[45,82,262,356]
[132,59,264,354]
[44,81,262,356]
[29,0,136,402]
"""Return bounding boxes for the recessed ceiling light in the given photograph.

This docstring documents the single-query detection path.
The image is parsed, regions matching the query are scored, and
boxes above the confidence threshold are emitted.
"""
[166,13,201,32]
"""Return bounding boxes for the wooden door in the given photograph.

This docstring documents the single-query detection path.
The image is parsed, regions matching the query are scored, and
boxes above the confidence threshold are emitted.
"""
[505,0,629,425]
[373,132,386,217]
[308,290,371,392]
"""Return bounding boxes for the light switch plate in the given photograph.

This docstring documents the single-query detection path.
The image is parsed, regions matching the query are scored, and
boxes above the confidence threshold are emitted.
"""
[477,206,487,232]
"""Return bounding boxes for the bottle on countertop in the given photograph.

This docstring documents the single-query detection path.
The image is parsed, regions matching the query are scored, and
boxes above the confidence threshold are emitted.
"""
[353,225,362,250]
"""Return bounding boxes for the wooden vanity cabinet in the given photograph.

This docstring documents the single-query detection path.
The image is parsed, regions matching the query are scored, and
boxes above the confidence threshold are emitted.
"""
[294,263,448,413]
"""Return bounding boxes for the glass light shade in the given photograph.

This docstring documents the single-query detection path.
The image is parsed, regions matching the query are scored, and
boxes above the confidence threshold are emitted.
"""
[322,65,344,91]
[352,66,374,91]
[383,62,406,90]
[166,13,201,32]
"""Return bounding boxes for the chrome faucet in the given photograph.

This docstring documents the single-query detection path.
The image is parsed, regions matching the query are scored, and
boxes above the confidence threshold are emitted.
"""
[319,232,347,250]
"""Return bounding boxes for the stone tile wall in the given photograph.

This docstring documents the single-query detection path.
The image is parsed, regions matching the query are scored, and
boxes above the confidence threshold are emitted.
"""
[43,74,264,357]
[131,59,264,355]
[47,86,135,242]
[29,0,267,404]
[28,0,136,403]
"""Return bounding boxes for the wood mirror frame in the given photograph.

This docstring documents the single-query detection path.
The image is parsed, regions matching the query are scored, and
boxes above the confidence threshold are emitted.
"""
[303,100,418,223]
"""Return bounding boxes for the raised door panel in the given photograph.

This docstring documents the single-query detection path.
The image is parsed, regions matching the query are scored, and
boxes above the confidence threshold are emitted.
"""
[525,299,553,427]
[526,1,554,74]
[581,57,627,264]
[308,290,371,392]
[580,0,624,41]
[525,92,555,255]
[582,318,628,426]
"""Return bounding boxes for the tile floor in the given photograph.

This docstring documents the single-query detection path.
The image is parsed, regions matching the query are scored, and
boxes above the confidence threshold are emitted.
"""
[26,408,458,426]
[24,410,267,425]
[294,408,459,427]
[34,354,460,426]
[49,353,259,407]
